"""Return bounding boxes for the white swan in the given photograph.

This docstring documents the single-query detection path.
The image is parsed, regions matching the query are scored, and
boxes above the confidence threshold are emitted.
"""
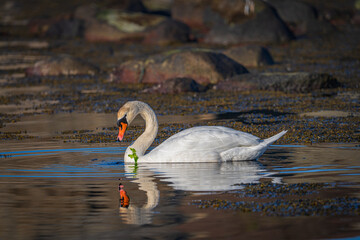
[117,101,287,163]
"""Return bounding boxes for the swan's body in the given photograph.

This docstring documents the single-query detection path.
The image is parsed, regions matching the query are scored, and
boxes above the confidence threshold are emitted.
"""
[117,101,286,163]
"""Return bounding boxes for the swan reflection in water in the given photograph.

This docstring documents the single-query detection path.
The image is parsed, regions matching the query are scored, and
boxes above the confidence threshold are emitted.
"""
[119,161,281,225]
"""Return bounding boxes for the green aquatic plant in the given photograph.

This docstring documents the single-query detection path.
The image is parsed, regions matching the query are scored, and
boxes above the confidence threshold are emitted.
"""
[128,148,139,175]
[128,148,139,164]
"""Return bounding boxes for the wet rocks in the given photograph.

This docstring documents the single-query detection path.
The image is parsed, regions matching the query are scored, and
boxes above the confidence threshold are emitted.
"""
[143,77,207,94]
[222,45,274,67]
[109,50,248,84]
[26,55,100,76]
[215,72,340,93]
[143,19,192,45]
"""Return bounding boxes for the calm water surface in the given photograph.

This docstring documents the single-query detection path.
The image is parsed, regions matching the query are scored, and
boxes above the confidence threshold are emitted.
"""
[0,142,359,239]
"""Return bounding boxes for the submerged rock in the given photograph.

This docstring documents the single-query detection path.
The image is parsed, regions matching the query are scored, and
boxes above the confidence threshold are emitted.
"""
[222,45,274,67]
[109,50,248,84]
[26,55,100,76]
[143,77,207,94]
[215,72,340,93]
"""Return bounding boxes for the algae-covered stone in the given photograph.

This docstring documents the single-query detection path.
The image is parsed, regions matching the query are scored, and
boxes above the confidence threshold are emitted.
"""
[80,7,166,42]
[26,55,100,76]
[109,50,248,84]
[97,10,165,33]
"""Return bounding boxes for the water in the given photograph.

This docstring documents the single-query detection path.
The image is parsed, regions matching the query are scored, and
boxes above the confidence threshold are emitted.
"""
[0,142,360,239]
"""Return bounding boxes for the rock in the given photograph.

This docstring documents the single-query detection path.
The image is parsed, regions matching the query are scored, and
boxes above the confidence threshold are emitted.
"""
[143,77,207,94]
[45,18,84,39]
[204,6,294,45]
[84,9,167,42]
[266,0,335,36]
[172,0,293,44]
[97,10,165,33]
[266,0,316,31]
[222,45,274,67]
[142,0,173,14]
[109,50,248,84]
[26,55,100,76]
[143,19,191,45]
[171,0,267,31]
[215,72,341,93]
[84,20,140,42]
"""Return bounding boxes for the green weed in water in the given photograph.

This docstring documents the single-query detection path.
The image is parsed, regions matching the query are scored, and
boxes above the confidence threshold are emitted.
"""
[128,148,139,164]
[128,148,139,175]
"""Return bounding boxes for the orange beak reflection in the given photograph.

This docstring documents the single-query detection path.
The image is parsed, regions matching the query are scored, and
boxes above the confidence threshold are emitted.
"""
[117,122,128,141]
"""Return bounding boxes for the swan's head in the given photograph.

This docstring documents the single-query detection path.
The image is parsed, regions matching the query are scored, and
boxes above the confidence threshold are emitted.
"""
[116,101,140,141]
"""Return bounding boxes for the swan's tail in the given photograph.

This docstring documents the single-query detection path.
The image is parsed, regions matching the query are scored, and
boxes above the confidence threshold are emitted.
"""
[262,130,287,147]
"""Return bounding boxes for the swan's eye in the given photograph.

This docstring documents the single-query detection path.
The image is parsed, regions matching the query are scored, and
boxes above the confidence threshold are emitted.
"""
[117,114,128,128]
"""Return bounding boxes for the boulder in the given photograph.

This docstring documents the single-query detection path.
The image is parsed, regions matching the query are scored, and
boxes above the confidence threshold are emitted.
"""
[266,0,335,36]
[77,6,167,42]
[172,0,293,44]
[84,20,141,42]
[215,72,341,93]
[222,45,274,67]
[204,6,294,45]
[143,77,207,94]
[109,50,248,84]
[26,55,100,76]
[143,19,191,45]
[171,0,267,31]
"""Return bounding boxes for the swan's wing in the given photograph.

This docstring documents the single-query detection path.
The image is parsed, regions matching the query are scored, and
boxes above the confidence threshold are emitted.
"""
[147,126,261,161]
[164,126,260,147]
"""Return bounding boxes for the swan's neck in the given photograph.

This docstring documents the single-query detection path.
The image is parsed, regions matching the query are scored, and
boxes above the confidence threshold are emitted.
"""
[125,104,158,162]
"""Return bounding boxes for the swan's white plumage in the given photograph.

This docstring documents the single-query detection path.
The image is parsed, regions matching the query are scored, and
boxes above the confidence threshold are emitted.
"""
[118,101,286,163]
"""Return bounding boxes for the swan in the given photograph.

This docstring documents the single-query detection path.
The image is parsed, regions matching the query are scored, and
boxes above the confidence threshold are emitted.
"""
[117,101,287,163]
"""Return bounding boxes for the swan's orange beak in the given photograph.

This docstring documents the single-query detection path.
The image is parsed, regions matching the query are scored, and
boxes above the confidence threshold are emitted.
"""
[117,122,127,141]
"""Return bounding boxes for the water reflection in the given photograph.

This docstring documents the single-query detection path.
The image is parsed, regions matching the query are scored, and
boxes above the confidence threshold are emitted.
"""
[119,183,130,208]
[121,161,281,225]
[120,167,160,225]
